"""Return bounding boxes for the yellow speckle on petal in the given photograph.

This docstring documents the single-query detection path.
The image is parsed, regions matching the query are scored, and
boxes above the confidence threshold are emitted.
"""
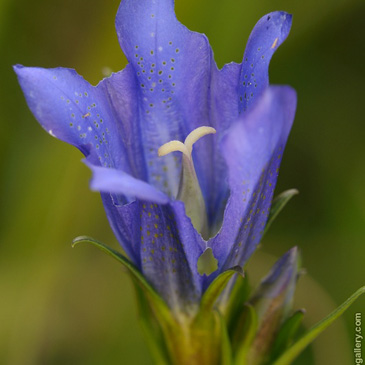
[271,37,279,49]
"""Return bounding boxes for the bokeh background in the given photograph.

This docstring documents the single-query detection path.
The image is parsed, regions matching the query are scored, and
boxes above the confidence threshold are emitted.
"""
[1,0,364,363]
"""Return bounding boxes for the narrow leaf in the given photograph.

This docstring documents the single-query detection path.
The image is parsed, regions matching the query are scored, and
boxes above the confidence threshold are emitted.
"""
[273,286,365,365]
[133,281,171,365]
[264,189,299,235]
[270,309,305,361]
[72,236,174,326]
[217,311,233,365]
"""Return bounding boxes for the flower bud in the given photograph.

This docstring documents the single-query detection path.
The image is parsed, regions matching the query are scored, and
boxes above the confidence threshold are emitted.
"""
[247,247,300,365]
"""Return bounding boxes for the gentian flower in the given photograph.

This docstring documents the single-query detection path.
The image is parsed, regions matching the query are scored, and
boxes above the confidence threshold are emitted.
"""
[14,0,296,318]
[15,1,365,364]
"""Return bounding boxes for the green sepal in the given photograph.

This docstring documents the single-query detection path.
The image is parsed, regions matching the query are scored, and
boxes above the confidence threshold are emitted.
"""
[264,189,299,235]
[217,311,233,365]
[199,266,243,316]
[273,286,365,365]
[164,266,245,365]
[72,236,174,328]
[221,273,251,354]
[233,304,258,365]
[270,309,305,362]
[224,273,251,337]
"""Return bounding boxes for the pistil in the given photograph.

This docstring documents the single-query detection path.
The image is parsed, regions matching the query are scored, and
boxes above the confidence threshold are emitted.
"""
[158,126,216,238]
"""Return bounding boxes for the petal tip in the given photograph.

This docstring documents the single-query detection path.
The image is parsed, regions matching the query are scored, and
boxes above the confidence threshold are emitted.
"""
[13,64,23,71]
[13,64,28,78]
[280,12,293,37]
[263,11,293,43]
[268,85,298,111]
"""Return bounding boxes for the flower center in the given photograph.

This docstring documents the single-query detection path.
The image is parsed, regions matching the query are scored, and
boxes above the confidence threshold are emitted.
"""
[158,126,216,238]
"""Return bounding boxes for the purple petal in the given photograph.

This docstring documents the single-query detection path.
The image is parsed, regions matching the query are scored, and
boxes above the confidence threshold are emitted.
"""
[209,86,297,277]
[99,196,205,313]
[100,193,141,265]
[170,200,207,274]
[14,65,168,205]
[239,12,292,112]
[115,0,217,201]
[14,65,129,171]
[205,63,242,228]
[136,200,204,313]
[85,159,169,204]
[99,65,148,181]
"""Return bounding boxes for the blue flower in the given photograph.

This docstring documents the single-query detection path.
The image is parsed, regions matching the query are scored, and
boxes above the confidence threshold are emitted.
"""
[14,0,296,315]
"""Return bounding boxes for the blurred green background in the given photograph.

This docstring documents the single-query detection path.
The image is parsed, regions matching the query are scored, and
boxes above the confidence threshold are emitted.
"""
[1,0,364,364]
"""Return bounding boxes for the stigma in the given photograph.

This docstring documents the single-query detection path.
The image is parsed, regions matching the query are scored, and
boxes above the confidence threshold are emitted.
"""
[158,126,216,238]
[158,126,216,159]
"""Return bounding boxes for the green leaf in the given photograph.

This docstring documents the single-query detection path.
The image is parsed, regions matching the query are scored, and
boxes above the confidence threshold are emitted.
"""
[264,189,299,235]
[270,309,305,361]
[133,281,171,365]
[273,286,365,365]
[233,304,258,365]
[72,236,174,327]
[200,266,243,315]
